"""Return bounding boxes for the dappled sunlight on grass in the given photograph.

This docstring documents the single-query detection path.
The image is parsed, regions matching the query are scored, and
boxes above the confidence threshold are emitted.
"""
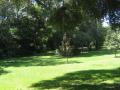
[0,50,120,90]
[0,55,65,67]
[31,68,120,90]
[0,67,10,75]
[0,49,119,67]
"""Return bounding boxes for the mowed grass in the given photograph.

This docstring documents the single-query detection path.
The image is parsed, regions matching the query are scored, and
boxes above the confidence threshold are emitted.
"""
[0,50,120,90]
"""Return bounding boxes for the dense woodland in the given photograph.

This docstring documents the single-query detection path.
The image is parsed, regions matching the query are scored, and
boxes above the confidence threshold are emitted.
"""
[0,0,120,57]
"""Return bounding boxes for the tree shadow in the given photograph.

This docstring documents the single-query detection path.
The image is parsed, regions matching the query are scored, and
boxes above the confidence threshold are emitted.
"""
[0,49,119,67]
[0,67,10,75]
[0,54,81,67]
[115,56,120,58]
[31,68,120,90]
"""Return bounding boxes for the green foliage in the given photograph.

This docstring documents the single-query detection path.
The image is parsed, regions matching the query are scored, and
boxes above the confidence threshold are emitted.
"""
[72,18,105,52]
[0,0,120,57]
[0,20,16,57]
[104,26,120,57]
[13,16,46,55]
[104,27,120,49]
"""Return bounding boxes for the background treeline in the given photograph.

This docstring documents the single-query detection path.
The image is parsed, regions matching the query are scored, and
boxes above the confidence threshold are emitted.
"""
[0,0,120,57]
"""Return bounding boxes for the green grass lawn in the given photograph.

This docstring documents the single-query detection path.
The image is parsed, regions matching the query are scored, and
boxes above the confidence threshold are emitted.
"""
[0,50,120,90]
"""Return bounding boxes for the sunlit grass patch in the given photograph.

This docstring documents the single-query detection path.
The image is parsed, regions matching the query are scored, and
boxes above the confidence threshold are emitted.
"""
[0,50,120,90]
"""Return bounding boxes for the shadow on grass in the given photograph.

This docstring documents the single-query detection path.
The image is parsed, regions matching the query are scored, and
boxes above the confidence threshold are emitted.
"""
[0,54,81,67]
[115,56,120,58]
[31,68,120,90]
[0,49,119,67]
[0,67,10,75]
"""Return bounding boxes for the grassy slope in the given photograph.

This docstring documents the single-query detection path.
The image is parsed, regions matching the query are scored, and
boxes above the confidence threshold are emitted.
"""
[0,50,120,90]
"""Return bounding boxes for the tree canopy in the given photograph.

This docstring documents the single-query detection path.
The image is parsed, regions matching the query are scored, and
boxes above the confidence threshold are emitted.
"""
[0,0,120,57]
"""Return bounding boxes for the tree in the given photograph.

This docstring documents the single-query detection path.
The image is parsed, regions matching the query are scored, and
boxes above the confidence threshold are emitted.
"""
[0,20,17,57]
[59,32,73,62]
[0,0,120,57]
